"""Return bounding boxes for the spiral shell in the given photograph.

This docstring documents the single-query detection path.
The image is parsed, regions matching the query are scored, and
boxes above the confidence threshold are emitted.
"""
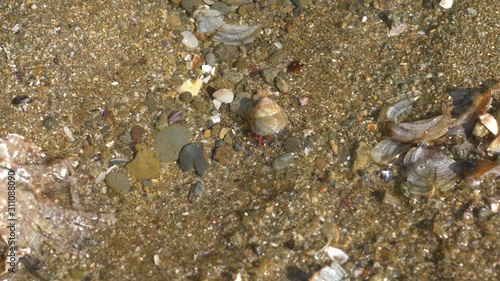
[250,97,289,136]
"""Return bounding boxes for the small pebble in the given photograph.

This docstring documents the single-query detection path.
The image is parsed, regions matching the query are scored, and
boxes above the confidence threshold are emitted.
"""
[155,112,170,131]
[276,76,289,93]
[43,116,59,130]
[188,181,205,201]
[284,137,300,152]
[125,144,160,180]
[154,124,192,162]
[130,125,145,143]
[213,145,234,164]
[181,31,198,49]
[272,153,294,170]
[119,132,132,144]
[178,143,209,175]
[105,172,131,194]
[179,91,193,103]
[215,44,239,63]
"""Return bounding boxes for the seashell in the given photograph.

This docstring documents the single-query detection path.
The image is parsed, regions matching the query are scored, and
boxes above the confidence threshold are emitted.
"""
[250,97,289,136]
[194,9,225,34]
[214,23,261,45]
[487,135,500,152]
[448,86,493,135]
[391,114,455,144]
[402,147,461,196]
[464,159,500,185]
[472,122,490,138]
[384,91,421,122]
[194,8,261,45]
[479,113,498,135]
[309,262,346,281]
[371,138,412,164]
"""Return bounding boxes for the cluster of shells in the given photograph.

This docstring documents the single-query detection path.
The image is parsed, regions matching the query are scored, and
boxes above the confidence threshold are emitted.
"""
[372,80,500,196]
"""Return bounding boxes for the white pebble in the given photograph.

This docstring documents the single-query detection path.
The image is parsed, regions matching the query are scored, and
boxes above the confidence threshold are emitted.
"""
[154,254,161,266]
[181,31,198,49]
[439,0,454,9]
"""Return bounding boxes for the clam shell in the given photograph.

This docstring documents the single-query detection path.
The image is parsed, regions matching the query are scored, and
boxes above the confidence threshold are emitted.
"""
[402,147,461,196]
[371,138,411,164]
[479,113,498,136]
[391,114,455,144]
[250,97,289,136]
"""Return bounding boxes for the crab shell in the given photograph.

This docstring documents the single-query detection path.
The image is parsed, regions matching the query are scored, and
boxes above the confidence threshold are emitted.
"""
[250,97,289,136]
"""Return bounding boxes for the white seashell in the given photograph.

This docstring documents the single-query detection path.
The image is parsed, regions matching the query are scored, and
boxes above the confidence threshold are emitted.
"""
[213,88,234,103]
[324,246,349,265]
[479,113,498,136]
[439,0,454,9]
[250,97,289,136]
[309,262,346,281]
[391,114,454,144]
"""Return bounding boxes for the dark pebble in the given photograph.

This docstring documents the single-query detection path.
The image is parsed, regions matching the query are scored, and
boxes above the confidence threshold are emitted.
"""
[188,181,205,201]
[43,116,59,130]
[179,91,193,103]
[284,136,300,152]
[179,143,209,175]
[213,145,235,164]
[130,125,145,143]
[272,153,295,170]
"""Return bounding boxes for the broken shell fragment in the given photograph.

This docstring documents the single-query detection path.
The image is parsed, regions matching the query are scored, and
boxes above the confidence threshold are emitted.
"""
[391,114,455,144]
[371,138,412,164]
[464,159,500,185]
[250,97,289,136]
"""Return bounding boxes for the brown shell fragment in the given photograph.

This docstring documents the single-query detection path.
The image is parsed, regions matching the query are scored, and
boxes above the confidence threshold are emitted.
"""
[391,114,455,144]
[402,147,461,196]
[448,85,494,135]
[464,159,500,184]
[371,138,412,164]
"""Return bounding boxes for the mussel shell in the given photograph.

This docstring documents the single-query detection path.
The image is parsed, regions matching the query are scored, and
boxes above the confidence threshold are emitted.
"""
[391,114,454,144]
[371,138,411,164]
[250,97,289,136]
[402,147,461,196]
